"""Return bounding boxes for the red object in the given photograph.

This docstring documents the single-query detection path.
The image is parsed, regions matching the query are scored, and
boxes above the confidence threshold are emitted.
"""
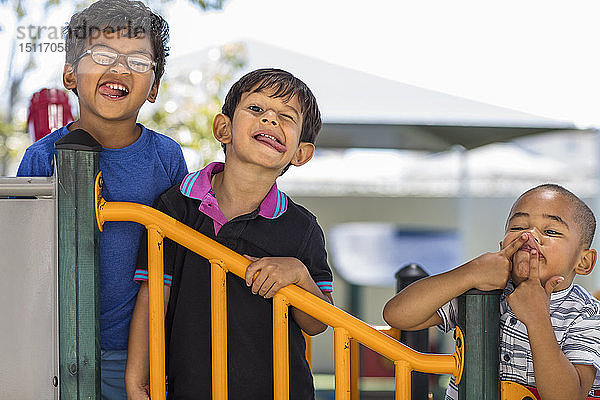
[360,345,395,377]
[27,88,74,142]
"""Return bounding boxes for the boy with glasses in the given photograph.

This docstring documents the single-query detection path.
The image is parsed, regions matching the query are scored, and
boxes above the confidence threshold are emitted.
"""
[17,0,188,398]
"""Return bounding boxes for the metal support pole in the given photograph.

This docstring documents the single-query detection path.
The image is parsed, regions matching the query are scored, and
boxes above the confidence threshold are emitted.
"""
[56,129,102,399]
[457,289,501,400]
[395,263,429,399]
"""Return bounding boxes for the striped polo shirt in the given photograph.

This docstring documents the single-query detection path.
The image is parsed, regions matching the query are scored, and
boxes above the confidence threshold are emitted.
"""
[135,161,333,294]
[438,281,600,399]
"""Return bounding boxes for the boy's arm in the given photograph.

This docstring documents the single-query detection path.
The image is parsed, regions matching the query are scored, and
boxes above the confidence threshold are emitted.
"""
[383,233,528,331]
[507,251,596,399]
[16,146,53,177]
[125,282,171,400]
[244,256,332,335]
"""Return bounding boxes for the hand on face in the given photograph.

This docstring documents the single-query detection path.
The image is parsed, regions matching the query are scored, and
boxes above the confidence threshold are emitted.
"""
[511,232,540,283]
[467,233,528,291]
[506,247,564,326]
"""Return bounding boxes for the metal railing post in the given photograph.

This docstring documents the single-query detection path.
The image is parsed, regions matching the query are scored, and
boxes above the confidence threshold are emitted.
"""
[147,227,167,400]
[395,263,430,399]
[458,289,501,400]
[334,327,351,400]
[56,129,102,399]
[210,259,228,400]
[273,293,290,400]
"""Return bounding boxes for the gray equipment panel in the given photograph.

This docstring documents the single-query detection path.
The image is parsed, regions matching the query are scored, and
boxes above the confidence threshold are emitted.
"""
[0,180,58,399]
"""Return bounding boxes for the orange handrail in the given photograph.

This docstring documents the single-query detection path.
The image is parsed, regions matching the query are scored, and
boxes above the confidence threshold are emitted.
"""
[94,173,463,400]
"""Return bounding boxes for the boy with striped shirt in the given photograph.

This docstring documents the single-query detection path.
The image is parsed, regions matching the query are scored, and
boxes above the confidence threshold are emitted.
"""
[384,184,600,399]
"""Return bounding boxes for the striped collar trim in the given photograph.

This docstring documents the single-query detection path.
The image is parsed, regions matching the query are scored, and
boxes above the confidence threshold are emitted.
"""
[179,161,288,219]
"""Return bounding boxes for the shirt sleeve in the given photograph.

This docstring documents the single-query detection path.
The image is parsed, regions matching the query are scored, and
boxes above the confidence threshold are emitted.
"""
[16,146,53,177]
[437,298,458,333]
[134,195,178,286]
[562,312,600,389]
[299,220,333,293]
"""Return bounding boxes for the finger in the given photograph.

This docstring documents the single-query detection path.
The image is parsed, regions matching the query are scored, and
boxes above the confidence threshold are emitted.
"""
[260,281,279,299]
[528,249,540,282]
[514,251,530,280]
[245,262,262,286]
[257,277,273,296]
[251,272,269,295]
[500,233,528,257]
[544,275,564,296]
[243,254,260,262]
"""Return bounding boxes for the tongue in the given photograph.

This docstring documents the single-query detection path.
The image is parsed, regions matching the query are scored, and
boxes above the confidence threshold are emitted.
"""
[99,84,125,97]
[255,135,287,153]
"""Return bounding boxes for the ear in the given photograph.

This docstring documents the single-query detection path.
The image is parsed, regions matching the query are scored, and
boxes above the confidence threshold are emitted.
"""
[290,142,315,167]
[147,78,160,103]
[575,249,597,276]
[212,113,232,145]
[63,63,77,90]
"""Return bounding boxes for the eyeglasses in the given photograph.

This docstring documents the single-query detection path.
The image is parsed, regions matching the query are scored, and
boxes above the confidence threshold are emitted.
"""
[75,45,156,73]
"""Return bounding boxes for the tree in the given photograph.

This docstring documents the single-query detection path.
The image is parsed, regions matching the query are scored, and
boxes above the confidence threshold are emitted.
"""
[140,41,246,170]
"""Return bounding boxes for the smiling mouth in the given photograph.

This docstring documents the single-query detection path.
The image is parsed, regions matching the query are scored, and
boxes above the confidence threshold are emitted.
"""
[98,82,129,99]
[253,132,287,153]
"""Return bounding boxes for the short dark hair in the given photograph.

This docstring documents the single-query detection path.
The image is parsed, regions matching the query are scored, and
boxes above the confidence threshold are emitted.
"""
[221,68,322,159]
[511,184,596,248]
[64,0,169,91]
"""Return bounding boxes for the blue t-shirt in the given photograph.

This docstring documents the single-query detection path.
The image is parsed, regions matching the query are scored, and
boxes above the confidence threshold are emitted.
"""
[17,123,188,350]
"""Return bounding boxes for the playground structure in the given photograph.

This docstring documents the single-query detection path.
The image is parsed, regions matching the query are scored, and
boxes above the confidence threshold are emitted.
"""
[1,131,543,399]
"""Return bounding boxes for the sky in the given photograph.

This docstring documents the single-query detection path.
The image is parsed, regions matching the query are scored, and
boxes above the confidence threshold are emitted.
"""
[1,0,599,127]
[164,0,600,128]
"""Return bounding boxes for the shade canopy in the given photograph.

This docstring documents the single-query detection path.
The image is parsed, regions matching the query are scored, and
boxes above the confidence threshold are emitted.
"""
[317,123,584,151]
[172,39,593,152]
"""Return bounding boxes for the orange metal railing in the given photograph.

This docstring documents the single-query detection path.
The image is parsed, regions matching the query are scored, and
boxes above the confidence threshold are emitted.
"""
[94,173,464,400]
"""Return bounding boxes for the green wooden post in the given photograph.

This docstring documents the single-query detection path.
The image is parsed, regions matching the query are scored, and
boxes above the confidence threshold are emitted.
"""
[457,289,502,400]
[56,129,102,399]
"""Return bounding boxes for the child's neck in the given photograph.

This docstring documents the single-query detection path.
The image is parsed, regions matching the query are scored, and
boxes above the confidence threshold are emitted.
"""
[69,115,141,149]
[211,162,280,222]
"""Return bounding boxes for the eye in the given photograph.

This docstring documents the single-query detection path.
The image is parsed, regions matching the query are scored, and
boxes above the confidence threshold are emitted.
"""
[128,55,151,66]
[545,229,561,236]
[92,50,117,65]
[248,105,262,113]
[281,113,295,122]
[509,226,525,231]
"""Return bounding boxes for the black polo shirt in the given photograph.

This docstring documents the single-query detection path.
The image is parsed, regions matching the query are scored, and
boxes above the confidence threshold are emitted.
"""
[136,179,333,400]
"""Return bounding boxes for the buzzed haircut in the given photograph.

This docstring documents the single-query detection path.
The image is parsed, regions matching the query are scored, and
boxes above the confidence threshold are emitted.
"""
[64,0,169,86]
[514,184,596,248]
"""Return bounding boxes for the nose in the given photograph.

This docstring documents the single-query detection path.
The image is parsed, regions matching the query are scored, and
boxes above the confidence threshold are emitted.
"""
[526,229,542,245]
[110,56,130,74]
[260,110,278,126]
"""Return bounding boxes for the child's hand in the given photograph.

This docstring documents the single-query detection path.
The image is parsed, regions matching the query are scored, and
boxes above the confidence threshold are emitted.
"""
[244,256,308,298]
[466,233,528,291]
[507,249,563,327]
